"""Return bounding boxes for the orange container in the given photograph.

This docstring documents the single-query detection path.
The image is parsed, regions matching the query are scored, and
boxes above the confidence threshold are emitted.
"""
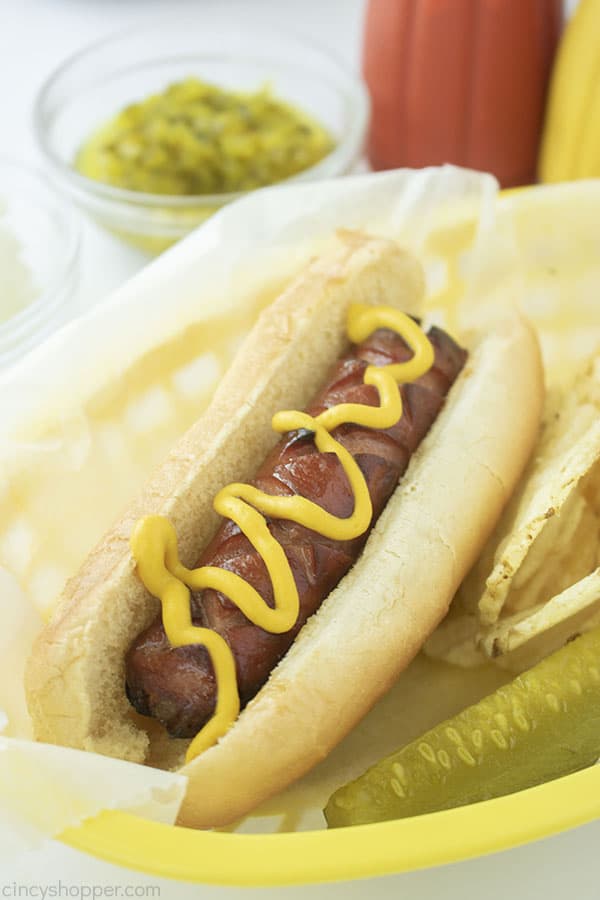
[363,0,563,187]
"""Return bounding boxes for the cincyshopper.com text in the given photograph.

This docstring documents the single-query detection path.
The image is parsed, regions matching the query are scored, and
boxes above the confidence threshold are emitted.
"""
[1,884,160,899]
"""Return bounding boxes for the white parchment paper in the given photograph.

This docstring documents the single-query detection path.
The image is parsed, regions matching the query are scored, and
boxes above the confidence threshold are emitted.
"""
[1,167,599,860]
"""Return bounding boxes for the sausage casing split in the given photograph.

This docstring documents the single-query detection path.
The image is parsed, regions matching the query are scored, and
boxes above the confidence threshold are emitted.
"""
[126,324,467,738]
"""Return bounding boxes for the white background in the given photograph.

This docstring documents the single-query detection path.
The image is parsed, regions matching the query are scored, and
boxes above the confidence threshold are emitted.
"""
[2,0,599,896]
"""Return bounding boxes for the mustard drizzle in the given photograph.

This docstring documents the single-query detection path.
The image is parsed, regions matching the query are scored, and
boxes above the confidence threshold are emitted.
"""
[130,304,434,762]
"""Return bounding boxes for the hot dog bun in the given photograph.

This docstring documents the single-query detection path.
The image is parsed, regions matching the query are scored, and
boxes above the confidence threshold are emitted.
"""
[25,232,544,828]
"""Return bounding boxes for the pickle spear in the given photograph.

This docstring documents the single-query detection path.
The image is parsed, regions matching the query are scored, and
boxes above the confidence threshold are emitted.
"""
[325,628,600,827]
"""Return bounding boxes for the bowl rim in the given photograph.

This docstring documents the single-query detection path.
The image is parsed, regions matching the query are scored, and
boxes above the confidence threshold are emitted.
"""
[33,18,370,211]
[60,765,600,886]
[0,157,80,349]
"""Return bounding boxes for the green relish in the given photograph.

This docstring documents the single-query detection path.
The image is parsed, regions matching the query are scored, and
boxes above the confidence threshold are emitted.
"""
[76,78,335,196]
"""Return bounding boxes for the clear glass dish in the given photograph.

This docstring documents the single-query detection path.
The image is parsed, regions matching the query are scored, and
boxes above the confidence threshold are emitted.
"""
[34,14,369,254]
[0,160,80,369]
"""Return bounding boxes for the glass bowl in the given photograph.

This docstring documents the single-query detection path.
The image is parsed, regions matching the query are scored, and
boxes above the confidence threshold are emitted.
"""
[34,14,369,254]
[0,160,80,369]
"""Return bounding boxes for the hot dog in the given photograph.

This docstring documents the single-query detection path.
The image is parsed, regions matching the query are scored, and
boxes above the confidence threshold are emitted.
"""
[25,231,544,828]
[125,324,467,739]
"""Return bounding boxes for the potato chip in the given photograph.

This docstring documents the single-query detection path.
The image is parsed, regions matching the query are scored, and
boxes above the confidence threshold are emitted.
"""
[426,356,600,670]
[479,567,600,662]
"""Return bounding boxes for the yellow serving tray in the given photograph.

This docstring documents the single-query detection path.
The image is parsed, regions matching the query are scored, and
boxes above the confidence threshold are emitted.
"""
[4,175,598,884]
[58,180,600,882]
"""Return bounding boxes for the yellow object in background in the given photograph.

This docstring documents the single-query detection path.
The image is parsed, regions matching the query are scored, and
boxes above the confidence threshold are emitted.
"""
[539,0,600,181]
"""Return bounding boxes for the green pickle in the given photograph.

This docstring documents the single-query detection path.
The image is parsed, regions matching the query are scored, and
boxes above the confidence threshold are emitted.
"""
[76,78,335,196]
[325,628,600,827]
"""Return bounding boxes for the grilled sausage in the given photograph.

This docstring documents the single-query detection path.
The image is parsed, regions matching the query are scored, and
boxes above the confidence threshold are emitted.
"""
[126,324,467,737]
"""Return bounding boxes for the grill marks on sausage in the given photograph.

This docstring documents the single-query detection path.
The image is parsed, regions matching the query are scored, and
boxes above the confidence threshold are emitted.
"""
[125,325,467,738]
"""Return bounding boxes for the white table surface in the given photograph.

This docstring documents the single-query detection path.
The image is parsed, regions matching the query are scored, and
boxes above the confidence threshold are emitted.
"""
[2,0,598,896]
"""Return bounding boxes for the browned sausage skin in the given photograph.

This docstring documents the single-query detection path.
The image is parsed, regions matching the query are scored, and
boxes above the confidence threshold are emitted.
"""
[126,323,467,738]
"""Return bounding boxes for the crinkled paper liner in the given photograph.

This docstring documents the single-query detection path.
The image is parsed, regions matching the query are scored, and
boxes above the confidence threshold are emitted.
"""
[1,167,599,859]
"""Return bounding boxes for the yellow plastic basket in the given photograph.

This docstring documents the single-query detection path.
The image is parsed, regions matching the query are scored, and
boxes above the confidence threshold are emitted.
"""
[61,767,600,885]
[8,176,599,885]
